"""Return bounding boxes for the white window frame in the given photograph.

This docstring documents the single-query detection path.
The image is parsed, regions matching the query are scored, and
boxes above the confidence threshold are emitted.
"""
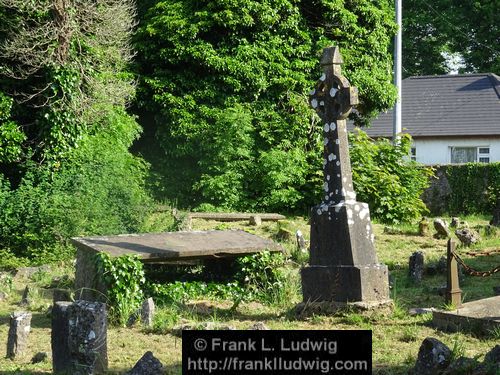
[410,147,417,161]
[449,146,490,164]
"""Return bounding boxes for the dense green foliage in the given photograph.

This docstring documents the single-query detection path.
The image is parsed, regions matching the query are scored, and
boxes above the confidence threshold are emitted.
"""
[349,130,433,224]
[403,0,499,76]
[0,113,153,266]
[98,251,288,322]
[147,251,289,307]
[446,163,500,215]
[0,1,154,266]
[134,0,398,212]
[96,253,146,326]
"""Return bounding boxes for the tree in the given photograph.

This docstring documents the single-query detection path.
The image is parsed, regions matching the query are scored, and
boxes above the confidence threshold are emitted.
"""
[0,1,153,263]
[0,0,137,166]
[403,0,499,76]
[134,0,398,212]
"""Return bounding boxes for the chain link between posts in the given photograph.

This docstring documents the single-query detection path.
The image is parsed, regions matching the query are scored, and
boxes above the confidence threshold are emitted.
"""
[450,248,500,277]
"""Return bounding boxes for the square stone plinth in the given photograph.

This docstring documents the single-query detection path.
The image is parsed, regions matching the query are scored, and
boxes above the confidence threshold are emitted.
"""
[301,264,390,303]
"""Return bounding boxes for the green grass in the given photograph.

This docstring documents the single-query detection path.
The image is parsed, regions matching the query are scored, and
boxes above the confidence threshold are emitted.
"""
[0,215,498,374]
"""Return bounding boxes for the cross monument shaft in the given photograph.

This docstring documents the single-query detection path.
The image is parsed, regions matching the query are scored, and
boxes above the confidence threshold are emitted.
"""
[301,46,391,306]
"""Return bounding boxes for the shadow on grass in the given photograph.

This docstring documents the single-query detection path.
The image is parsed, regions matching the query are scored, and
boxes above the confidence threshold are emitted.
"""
[373,364,412,374]
[180,301,280,322]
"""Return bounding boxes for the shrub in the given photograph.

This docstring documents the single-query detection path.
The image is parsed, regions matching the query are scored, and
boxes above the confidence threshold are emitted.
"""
[349,130,433,224]
[96,253,146,327]
[0,108,155,265]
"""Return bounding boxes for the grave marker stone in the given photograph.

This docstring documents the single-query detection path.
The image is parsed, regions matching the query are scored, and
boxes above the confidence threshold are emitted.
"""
[52,301,72,373]
[67,300,108,374]
[141,298,155,328]
[409,251,425,283]
[301,46,390,308]
[6,311,31,359]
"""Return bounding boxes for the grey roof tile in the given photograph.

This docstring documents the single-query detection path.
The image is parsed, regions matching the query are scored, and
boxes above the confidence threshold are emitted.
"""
[351,74,500,138]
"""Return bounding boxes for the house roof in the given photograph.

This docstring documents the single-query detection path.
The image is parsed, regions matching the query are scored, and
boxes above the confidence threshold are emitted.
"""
[353,73,500,138]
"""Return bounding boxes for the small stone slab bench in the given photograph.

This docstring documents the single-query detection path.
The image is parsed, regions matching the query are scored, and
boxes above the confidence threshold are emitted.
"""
[432,295,500,335]
[72,230,281,300]
[188,212,285,222]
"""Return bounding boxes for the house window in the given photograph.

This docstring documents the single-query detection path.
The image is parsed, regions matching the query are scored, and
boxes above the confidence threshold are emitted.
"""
[451,147,476,163]
[450,146,490,163]
[478,147,490,163]
[410,147,416,161]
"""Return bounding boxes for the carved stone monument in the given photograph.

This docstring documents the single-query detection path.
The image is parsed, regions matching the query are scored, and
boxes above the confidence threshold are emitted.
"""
[301,46,391,309]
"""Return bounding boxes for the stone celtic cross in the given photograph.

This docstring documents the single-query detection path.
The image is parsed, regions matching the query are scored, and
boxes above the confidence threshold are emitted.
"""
[309,46,359,210]
[301,46,390,308]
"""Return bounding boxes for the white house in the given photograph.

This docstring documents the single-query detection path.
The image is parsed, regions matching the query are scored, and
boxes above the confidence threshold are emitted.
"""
[351,74,500,165]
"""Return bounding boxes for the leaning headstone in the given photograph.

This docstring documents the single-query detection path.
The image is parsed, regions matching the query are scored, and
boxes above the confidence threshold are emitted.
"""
[67,300,108,374]
[419,217,429,236]
[295,230,307,252]
[450,217,460,228]
[19,285,30,307]
[301,46,390,308]
[126,351,164,375]
[6,311,32,359]
[409,251,425,283]
[413,337,451,375]
[433,219,450,238]
[141,298,155,328]
[52,301,72,373]
[455,228,480,246]
[249,215,262,226]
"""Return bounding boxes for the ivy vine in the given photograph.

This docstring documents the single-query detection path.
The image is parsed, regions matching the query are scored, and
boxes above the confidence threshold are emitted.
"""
[95,253,146,327]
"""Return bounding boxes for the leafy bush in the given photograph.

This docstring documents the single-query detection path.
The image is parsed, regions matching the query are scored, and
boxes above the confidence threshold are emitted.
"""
[145,280,245,306]
[96,253,146,327]
[235,250,288,304]
[349,130,433,224]
[0,108,155,265]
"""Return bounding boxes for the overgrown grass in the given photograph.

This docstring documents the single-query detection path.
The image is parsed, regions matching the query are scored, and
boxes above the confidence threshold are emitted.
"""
[0,215,498,373]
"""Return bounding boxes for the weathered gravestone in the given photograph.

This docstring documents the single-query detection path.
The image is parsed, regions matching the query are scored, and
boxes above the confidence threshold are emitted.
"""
[433,218,450,238]
[67,300,108,374]
[6,311,32,359]
[52,301,72,373]
[141,297,155,328]
[301,46,390,309]
[409,251,425,283]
